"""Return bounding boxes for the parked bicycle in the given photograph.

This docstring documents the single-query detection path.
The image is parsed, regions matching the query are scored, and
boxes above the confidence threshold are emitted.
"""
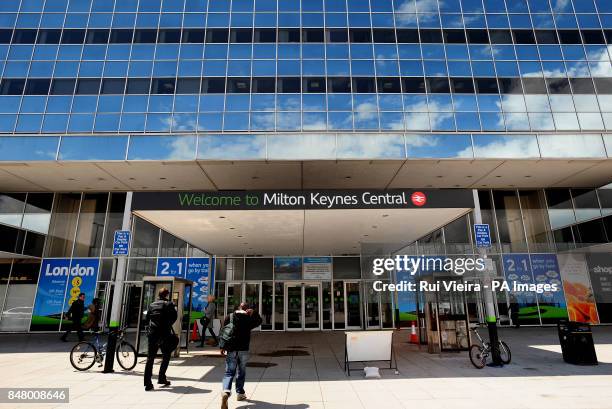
[469,325,511,369]
[70,326,137,371]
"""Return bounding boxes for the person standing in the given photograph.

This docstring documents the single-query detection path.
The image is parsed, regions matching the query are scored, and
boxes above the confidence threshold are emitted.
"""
[220,302,262,409]
[83,298,102,332]
[61,293,85,342]
[200,295,219,347]
[144,288,178,391]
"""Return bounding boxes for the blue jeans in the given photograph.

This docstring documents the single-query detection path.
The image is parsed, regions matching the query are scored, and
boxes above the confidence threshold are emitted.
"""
[222,351,249,395]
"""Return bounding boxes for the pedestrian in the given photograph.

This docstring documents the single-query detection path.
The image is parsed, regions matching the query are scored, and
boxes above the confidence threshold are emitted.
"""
[200,295,219,347]
[509,295,520,328]
[61,293,85,342]
[220,302,262,409]
[83,298,102,332]
[144,287,178,391]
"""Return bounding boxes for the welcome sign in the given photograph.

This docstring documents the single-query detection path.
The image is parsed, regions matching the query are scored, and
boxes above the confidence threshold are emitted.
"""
[132,189,474,211]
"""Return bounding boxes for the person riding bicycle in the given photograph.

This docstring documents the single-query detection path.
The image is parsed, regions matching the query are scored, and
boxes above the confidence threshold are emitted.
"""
[143,287,178,391]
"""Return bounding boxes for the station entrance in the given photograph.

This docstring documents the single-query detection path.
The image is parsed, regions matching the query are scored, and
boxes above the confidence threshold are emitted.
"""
[126,189,480,342]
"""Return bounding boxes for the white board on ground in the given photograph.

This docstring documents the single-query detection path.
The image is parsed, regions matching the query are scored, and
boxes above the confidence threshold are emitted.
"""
[345,330,393,362]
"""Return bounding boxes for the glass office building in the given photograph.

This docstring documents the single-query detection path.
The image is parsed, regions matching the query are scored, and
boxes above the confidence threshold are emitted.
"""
[0,0,611,344]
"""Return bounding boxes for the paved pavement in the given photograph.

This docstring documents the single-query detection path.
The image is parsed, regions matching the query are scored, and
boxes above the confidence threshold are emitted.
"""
[2,327,612,409]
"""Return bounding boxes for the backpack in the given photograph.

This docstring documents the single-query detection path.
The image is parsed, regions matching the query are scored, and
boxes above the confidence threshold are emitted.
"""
[218,313,236,350]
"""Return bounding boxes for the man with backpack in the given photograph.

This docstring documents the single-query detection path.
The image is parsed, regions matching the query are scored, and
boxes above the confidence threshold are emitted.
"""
[219,302,262,409]
[143,287,178,391]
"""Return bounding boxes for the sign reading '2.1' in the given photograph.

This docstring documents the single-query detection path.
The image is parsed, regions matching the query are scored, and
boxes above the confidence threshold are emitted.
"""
[156,258,186,277]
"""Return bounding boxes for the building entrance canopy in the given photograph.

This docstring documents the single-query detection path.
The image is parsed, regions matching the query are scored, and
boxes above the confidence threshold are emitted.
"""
[132,189,474,255]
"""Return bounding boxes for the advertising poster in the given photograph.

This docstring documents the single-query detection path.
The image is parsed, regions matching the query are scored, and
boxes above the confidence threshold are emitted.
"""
[186,258,211,322]
[59,259,100,331]
[558,253,599,324]
[303,257,332,280]
[586,253,612,323]
[30,259,70,331]
[156,257,187,278]
[530,254,567,323]
[274,257,302,280]
[502,254,539,324]
[396,261,419,326]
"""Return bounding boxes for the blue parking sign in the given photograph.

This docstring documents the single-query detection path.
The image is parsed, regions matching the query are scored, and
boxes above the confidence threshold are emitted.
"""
[112,230,131,256]
[474,224,491,248]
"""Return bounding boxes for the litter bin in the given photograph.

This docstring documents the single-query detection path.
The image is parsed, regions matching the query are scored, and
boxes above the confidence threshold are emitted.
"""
[557,320,598,365]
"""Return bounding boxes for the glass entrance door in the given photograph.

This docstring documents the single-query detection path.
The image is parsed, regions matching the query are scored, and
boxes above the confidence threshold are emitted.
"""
[345,282,362,329]
[225,283,243,316]
[284,283,321,331]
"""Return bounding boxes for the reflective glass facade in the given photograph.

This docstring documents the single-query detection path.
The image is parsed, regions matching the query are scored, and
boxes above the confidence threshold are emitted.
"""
[0,0,611,141]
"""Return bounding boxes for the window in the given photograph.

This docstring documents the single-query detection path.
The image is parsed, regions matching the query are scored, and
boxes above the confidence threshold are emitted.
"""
[373,29,396,43]
[73,193,108,257]
[182,29,205,43]
[0,29,11,44]
[420,29,443,43]
[546,78,571,94]
[444,29,466,44]
[498,78,523,94]
[230,29,252,43]
[582,30,605,44]
[37,29,61,44]
[101,79,126,94]
[329,78,351,93]
[61,29,85,44]
[427,77,451,93]
[254,29,276,43]
[350,28,371,43]
[559,30,582,44]
[86,29,110,44]
[278,29,300,42]
[522,78,547,94]
[512,30,536,44]
[176,78,201,94]
[24,79,51,95]
[159,29,181,43]
[76,79,101,95]
[13,29,37,44]
[151,78,176,94]
[489,30,512,44]
[131,217,159,258]
[227,78,251,93]
[475,78,499,94]
[134,29,157,43]
[252,77,276,93]
[277,77,300,93]
[535,30,559,44]
[467,29,489,44]
[109,29,133,43]
[207,29,229,43]
[303,29,324,42]
[202,78,226,93]
[352,77,376,93]
[126,78,151,94]
[403,78,426,93]
[377,77,401,93]
[328,29,348,42]
[50,79,75,95]
[451,78,475,93]
[397,29,419,43]
[571,78,596,94]
[304,77,326,93]
[245,258,273,280]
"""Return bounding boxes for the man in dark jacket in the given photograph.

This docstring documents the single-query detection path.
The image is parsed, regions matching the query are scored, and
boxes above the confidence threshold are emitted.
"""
[61,293,85,342]
[221,302,262,409]
[144,287,178,391]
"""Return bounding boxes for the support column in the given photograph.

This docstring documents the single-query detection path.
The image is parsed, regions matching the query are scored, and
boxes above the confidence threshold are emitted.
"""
[103,192,133,373]
[472,189,503,366]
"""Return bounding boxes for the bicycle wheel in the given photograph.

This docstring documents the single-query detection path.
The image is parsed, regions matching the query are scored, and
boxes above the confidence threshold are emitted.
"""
[469,344,487,369]
[70,342,97,371]
[116,341,137,370]
[499,341,511,364]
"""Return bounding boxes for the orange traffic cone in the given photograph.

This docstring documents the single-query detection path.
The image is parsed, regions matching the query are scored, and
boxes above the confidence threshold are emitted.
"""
[191,321,199,342]
[409,322,418,344]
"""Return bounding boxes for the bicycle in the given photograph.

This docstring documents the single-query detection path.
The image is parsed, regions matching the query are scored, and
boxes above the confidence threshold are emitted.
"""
[70,326,137,371]
[469,325,511,369]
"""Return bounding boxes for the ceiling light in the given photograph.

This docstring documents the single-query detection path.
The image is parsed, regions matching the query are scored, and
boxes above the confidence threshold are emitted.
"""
[382,214,389,218]
[237,235,243,238]
[252,176,260,180]
[159,177,166,180]
[524,175,531,178]
[129,177,136,180]
[436,175,443,178]
[67,178,75,181]
[372,225,378,229]
[229,227,235,230]
[219,216,226,219]
[345,176,352,179]
[495,175,502,178]
[466,175,473,178]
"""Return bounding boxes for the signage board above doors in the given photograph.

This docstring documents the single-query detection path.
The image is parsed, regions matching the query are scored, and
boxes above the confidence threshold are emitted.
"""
[132,189,474,211]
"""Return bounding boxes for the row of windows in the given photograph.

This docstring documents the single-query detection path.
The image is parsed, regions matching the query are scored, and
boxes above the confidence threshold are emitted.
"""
[2,28,612,45]
[2,75,611,95]
[2,0,611,14]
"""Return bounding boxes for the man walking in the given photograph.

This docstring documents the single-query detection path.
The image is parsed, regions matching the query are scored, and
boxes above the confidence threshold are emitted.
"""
[221,302,262,409]
[144,287,178,391]
[61,293,85,342]
[200,295,219,347]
